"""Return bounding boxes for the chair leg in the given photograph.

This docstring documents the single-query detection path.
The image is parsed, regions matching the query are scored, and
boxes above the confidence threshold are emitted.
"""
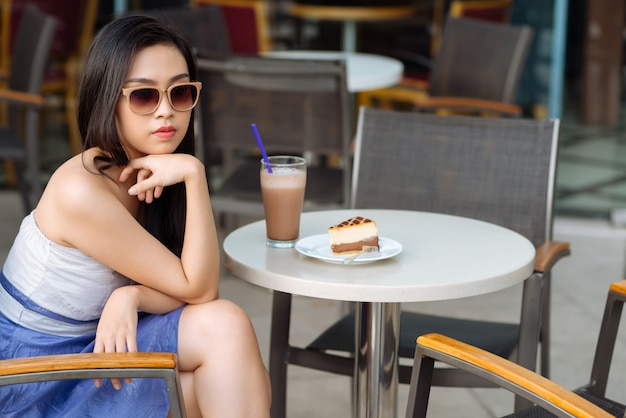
[269,291,292,418]
[405,350,434,418]
[514,272,543,411]
[587,288,625,396]
[540,273,552,378]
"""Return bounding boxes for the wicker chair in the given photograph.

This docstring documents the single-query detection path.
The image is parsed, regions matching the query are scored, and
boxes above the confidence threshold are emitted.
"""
[0,5,57,213]
[141,6,231,57]
[268,107,570,417]
[358,16,533,117]
[196,55,352,230]
[407,280,626,417]
[190,0,272,53]
[0,352,186,417]
[430,0,513,56]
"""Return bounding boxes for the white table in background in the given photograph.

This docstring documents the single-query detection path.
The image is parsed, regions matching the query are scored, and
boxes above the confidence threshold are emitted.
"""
[263,50,403,93]
[223,209,535,418]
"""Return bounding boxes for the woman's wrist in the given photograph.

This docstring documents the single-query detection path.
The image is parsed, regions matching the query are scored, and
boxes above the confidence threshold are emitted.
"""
[183,157,206,184]
[110,285,141,310]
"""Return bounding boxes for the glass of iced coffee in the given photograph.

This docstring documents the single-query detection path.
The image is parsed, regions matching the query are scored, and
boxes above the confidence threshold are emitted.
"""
[261,156,307,248]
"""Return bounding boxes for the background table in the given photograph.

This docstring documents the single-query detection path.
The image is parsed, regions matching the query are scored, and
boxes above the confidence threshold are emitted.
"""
[223,209,535,417]
[263,50,403,93]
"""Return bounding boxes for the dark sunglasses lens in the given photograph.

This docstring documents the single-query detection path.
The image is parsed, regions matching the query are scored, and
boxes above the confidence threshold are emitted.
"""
[170,84,198,110]
[129,88,160,113]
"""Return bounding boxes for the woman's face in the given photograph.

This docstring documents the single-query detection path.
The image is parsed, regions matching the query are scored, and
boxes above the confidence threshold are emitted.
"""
[116,43,192,160]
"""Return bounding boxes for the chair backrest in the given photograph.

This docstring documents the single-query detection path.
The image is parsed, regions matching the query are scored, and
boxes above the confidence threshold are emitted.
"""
[428,16,533,104]
[191,0,271,53]
[140,6,231,57]
[352,107,559,248]
[197,55,352,204]
[2,0,98,70]
[0,4,57,210]
[8,4,57,95]
[197,55,350,155]
[430,0,512,55]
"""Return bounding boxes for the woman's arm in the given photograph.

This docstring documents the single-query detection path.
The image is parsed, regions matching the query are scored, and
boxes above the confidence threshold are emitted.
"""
[95,285,185,350]
[37,153,221,304]
[121,154,221,304]
[92,285,185,389]
[127,284,186,315]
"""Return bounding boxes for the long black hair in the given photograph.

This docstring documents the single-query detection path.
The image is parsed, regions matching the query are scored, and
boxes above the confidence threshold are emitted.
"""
[77,15,199,257]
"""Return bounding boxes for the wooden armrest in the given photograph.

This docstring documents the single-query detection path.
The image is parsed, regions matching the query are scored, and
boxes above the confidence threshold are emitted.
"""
[414,96,522,117]
[358,81,429,110]
[360,86,428,102]
[417,333,613,418]
[399,77,429,90]
[0,352,177,377]
[534,241,570,273]
[609,280,626,295]
[0,89,44,107]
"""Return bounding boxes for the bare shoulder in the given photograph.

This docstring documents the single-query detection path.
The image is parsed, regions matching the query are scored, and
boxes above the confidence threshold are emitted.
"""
[35,150,133,246]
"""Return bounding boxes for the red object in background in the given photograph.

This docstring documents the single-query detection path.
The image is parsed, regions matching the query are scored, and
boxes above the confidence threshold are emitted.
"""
[219,5,259,54]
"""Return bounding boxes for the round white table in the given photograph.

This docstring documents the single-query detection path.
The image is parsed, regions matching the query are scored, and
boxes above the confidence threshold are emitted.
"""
[262,50,403,93]
[223,209,535,418]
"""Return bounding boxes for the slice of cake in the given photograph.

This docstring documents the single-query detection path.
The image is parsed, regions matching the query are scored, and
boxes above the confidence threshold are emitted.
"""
[328,216,379,255]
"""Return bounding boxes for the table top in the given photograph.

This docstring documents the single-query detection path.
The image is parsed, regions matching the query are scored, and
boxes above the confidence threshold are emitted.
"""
[223,209,535,303]
[262,50,403,92]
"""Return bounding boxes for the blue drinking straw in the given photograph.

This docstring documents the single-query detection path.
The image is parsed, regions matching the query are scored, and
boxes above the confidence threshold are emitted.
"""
[251,123,272,173]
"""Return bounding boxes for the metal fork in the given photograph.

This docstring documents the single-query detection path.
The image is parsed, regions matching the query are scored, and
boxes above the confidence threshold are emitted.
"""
[342,245,379,264]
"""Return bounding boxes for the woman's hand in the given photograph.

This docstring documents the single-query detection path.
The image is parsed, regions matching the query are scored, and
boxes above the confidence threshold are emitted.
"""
[119,154,204,203]
[93,286,139,389]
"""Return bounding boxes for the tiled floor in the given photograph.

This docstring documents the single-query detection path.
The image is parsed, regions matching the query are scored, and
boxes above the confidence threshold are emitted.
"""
[3,103,626,415]
[556,105,626,220]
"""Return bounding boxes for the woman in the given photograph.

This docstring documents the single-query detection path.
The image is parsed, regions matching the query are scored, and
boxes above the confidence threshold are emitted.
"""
[0,15,270,417]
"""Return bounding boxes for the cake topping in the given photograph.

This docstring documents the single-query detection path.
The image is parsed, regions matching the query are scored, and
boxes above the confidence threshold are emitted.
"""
[330,216,375,229]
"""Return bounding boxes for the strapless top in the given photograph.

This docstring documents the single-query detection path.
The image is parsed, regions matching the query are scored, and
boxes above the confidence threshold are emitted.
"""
[0,212,130,336]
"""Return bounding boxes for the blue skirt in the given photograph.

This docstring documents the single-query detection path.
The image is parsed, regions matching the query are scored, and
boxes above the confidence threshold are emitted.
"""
[0,306,184,418]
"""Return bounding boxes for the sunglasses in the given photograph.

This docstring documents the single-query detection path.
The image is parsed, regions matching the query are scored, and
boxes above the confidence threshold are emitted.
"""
[120,82,202,115]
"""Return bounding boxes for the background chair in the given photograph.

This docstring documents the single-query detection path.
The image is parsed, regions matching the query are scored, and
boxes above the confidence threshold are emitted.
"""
[0,0,99,95]
[196,55,352,230]
[0,5,57,213]
[268,107,570,417]
[141,6,231,57]
[0,352,186,417]
[430,0,513,57]
[407,280,626,417]
[0,0,99,158]
[359,0,513,87]
[191,0,273,53]
[359,15,532,117]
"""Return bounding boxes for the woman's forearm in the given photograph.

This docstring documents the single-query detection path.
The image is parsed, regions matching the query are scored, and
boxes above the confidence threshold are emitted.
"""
[180,161,220,302]
[120,284,186,314]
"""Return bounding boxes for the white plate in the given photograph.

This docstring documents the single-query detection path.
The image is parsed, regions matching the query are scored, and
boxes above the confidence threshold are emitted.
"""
[295,234,403,265]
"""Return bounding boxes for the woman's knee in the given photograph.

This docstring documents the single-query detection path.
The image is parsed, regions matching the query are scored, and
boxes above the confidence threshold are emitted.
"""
[212,299,253,332]
[183,299,255,339]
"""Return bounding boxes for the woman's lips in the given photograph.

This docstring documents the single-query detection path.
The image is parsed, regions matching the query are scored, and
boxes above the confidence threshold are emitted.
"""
[154,126,176,138]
